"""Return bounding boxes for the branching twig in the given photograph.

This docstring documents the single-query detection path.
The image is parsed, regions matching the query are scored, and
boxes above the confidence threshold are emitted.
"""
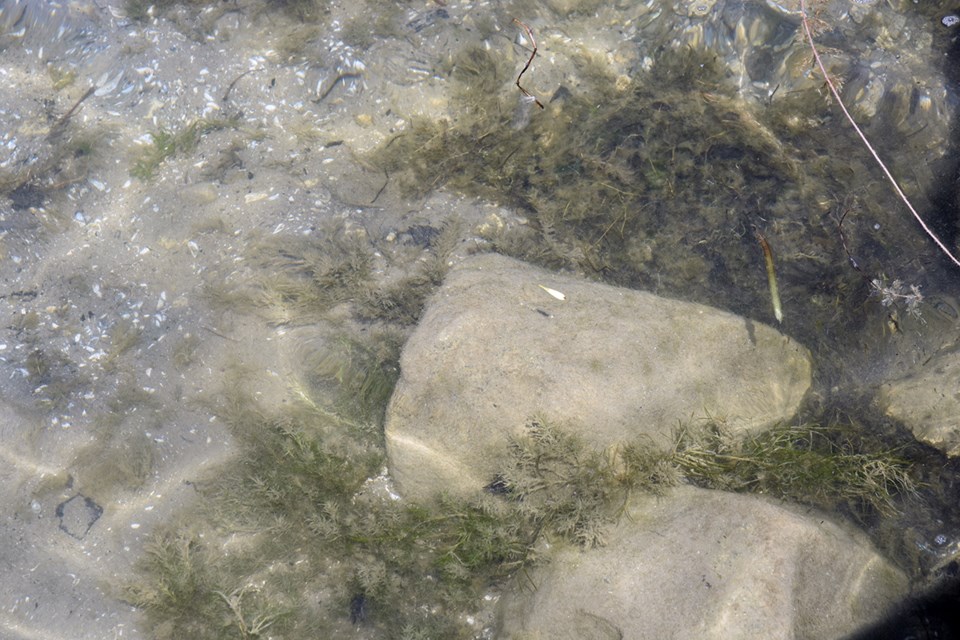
[799,0,960,268]
[513,18,545,109]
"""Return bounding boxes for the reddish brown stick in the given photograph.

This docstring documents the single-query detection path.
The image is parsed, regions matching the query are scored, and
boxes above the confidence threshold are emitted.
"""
[799,0,960,268]
[513,18,545,109]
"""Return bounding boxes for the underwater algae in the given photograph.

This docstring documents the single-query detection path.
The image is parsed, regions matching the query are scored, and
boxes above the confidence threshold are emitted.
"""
[368,42,821,316]
[124,223,524,638]
[121,207,925,637]
[131,117,241,181]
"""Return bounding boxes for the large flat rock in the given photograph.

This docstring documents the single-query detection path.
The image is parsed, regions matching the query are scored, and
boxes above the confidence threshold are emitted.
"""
[385,253,812,502]
[496,486,907,639]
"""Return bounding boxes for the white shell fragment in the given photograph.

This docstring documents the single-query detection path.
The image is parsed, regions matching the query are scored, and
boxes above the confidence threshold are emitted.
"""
[538,285,566,301]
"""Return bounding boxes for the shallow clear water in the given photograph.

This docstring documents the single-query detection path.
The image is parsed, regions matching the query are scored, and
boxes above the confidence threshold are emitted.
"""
[2,0,960,637]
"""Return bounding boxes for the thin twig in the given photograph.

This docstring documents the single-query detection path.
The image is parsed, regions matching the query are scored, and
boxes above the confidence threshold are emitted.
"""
[314,72,363,103]
[222,70,251,103]
[48,86,95,141]
[799,0,960,268]
[835,206,866,275]
[513,18,545,109]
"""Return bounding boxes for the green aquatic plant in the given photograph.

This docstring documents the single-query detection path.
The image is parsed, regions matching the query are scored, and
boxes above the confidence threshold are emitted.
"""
[128,377,916,637]
[356,267,442,326]
[303,329,403,426]
[128,219,524,636]
[356,219,460,326]
[100,318,142,372]
[493,416,918,549]
[672,421,918,517]
[171,332,201,370]
[48,65,78,90]
[207,218,455,328]
[127,371,535,638]
[495,417,681,547]
[124,531,225,639]
[497,417,635,547]
[214,585,287,639]
[367,44,797,308]
[212,224,375,323]
[131,118,238,180]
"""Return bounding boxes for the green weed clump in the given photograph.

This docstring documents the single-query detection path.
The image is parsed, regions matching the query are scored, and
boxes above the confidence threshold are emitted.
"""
[131,118,238,180]
[672,422,918,517]
[124,532,225,638]
[209,225,374,324]
[126,383,917,638]
[369,46,799,300]
[303,330,404,426]
[495,417,680,547]
[490,417,918,549]
[125,376,537,638]
[355,219,460,326]
[128,220,521,637]
[208,218,458,328]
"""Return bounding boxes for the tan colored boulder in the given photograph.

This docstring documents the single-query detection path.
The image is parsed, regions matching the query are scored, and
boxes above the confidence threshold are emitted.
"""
[878,349,960,457]
[384,253,811,502]
[497,486,907,640]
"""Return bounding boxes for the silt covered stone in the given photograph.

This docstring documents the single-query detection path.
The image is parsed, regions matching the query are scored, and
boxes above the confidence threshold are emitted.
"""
[384,253,812,502]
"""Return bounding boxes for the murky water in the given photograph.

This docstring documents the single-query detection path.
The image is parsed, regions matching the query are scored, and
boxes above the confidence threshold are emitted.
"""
[2,0,960,637]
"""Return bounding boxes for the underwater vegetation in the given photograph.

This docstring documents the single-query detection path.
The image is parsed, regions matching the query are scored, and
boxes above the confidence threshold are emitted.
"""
[126,221,497,638]
[124,366,526,638]
[670,421,918,518]
[496,417,918,543]
[371,45,801,292]
[131,118,240,180]
[126,389,920,638]
[206,218,460,328]
[492,417,682,548]
[120,175,926,636]
[303,331,404,426]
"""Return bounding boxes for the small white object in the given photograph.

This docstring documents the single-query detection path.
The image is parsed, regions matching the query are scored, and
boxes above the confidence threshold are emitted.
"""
[538,285,566,301]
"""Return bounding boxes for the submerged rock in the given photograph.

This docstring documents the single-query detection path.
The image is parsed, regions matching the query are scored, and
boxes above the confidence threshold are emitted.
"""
[384,253,811,502]
[879,349,960,457]
[496,485,908,639]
